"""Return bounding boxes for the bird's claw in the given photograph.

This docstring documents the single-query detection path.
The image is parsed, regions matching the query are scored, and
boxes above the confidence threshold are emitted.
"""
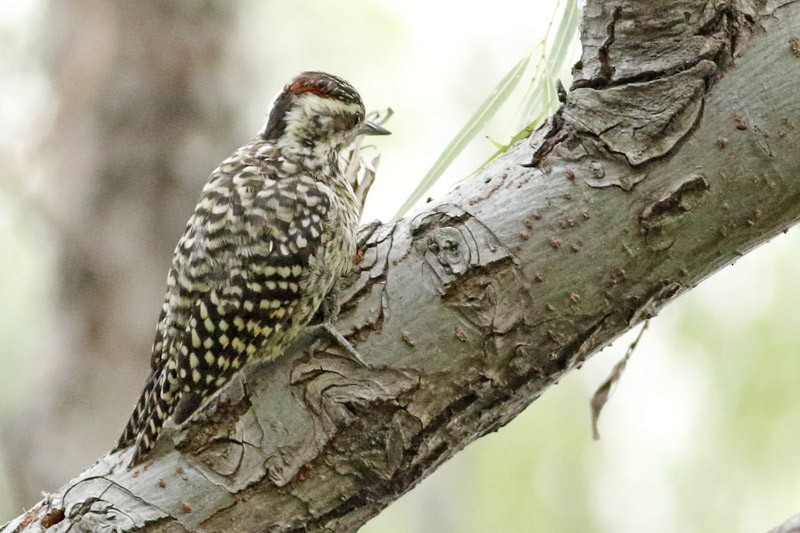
[305,322,371,369]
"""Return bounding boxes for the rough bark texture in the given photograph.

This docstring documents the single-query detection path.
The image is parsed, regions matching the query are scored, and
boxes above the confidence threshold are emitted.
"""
[1,0,244,510]
[5,0,800,531]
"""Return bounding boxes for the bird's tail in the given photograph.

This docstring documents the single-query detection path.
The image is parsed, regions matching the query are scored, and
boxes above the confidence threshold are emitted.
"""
[113,371,175,465]
[114,376,154,452]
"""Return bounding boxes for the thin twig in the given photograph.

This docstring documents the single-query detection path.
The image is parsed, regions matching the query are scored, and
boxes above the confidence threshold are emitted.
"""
[590,319,650,440]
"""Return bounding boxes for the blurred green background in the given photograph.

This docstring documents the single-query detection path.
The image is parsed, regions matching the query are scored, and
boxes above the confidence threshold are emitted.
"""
[1,1,798,531]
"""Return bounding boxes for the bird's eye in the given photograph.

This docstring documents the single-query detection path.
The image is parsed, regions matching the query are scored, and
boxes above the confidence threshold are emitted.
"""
[341,112,362,131]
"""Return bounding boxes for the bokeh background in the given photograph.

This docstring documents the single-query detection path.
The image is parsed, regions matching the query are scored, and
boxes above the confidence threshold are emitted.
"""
[1,1,799,531]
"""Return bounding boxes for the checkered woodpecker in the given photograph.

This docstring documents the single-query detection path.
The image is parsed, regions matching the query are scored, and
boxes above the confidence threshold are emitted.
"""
[114,72,389,464]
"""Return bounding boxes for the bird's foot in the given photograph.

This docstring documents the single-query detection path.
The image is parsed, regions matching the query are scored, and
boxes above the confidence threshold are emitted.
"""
[304,322,371,369]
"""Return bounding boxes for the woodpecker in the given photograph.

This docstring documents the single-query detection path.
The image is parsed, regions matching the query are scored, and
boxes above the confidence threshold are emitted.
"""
[114,72,390,465]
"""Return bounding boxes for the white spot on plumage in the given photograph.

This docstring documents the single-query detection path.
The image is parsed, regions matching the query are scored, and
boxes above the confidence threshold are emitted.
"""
[191,330,201,348]
[232,337,245,352]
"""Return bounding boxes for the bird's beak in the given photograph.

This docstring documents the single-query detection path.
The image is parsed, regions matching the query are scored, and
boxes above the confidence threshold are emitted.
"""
[359,120,391,136]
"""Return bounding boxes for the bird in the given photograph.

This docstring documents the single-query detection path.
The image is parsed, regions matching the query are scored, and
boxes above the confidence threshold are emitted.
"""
[113,71,390,465]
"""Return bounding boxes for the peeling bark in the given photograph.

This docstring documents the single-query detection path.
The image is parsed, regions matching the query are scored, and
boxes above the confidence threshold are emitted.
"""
[5,0,800,531]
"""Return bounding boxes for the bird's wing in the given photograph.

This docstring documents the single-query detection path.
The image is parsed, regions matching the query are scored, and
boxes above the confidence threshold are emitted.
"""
[170,172,333,421]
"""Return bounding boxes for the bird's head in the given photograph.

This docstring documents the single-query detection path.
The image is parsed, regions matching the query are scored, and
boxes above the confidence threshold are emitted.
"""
[261,71,389,157]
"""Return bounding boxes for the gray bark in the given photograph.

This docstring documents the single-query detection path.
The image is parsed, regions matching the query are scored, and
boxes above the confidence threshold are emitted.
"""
[5,0,800,531]
[770,513,800,533]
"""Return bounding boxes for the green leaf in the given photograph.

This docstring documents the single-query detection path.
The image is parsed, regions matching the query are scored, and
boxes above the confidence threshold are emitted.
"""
[518,0,581,128]
[391,0,582,220]
[549,0,581,72]
[476,0,581,175]
[391,54,530,220]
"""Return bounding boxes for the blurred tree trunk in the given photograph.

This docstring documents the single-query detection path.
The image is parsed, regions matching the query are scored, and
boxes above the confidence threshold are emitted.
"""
[3,0,247,511]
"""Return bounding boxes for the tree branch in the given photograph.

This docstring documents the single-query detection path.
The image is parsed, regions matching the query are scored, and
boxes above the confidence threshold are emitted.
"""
[6,0,800,531]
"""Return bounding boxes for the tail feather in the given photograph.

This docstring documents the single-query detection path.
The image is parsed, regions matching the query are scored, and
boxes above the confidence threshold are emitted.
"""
[113,370,175,465]
[113,379,153,452]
